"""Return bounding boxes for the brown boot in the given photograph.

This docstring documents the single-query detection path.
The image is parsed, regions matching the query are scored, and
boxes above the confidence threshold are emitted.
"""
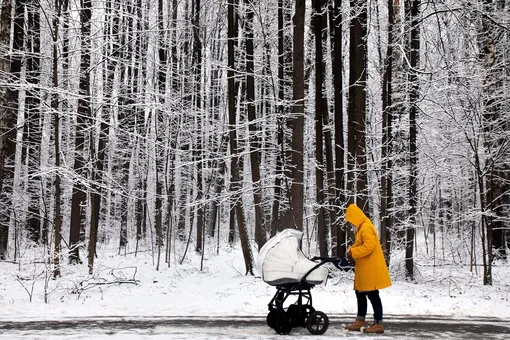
[344,319,366,331]
[363,323,384,334]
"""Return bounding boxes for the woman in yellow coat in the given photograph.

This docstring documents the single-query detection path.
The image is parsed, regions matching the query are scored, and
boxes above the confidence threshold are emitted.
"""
[344,203,392,334]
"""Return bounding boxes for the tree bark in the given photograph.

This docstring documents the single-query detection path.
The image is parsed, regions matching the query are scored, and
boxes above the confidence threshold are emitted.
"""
[380,0,396,265]
[192,0,205,255]
[270,0,292,236]
[313,0,328,257]
[347,0,368,210]
[245,0,265,250]
[0,0,18,260]
[53,0,67,278]
[23,1,42,244]
[69,0,92,265]
[406,0,420,282]
[289,0,306,231]
[330,0,345,256]
[228,0,253,274]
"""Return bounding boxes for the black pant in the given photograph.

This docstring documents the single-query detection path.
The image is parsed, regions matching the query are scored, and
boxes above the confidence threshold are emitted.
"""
[356,290,383,323]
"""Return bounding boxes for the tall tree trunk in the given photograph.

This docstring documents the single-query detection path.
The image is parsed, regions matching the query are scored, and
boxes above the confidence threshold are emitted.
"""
[23,1,42,244]
[228,0,253,274]
[227,0,239,245]
[270,0,292,236]
[53,0,67,278]
[348,0,368,211]
[320,5,335,256]
[289,0,306,231]
[155,0,168,271]
[330,0,346,256]
[478,0,507,285]
[245,0,265,250]
[69,0,92,265]
[192,0,205,254]
[380,0,396,264]
[406,0,420,282]
[0,0,18,260]
[313,0,327,257]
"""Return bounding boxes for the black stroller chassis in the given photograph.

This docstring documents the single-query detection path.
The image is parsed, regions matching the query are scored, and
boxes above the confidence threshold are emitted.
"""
[265,257,346,335]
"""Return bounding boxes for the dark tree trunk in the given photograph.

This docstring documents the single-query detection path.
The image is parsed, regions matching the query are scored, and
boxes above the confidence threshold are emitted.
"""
[23,1,42,244]
[313,0,328,257]
[228,0,253,274]
[348,0,368,211]
[330,0,346,256]
[227,0,239,246]
[406,0,420,282]
[52,0,68,278]
[192,0,205,254]
[380,0,395,265]
[0,0,18,260]
[478,0,508,285]
[155,0,168,271]
[69,0,92,265]
[289,0,306,231]
[245,0,265,250]
[270,0,292,237]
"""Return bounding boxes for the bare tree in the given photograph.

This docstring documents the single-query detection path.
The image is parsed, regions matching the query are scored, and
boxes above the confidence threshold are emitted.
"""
[380,0,396,265]
[244,0,266,250]
[52,0,69,278]
[312,0,328,256]
[478,0,509,285]
[69,0,92,265]
[406,0,421,282]
[347,0,368,209]
[228,0,253,274]
[270,0,292,236]
[22,1,42,244]
[329,0,346,256]
[0,0,18,260]
[289,0,306,231]
[192,0,205,255]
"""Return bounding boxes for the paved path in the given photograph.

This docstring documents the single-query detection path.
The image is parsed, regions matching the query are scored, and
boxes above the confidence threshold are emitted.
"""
[0,315,508,339]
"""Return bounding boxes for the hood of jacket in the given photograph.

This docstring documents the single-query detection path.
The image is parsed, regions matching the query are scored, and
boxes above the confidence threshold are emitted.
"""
[345,203,368,229]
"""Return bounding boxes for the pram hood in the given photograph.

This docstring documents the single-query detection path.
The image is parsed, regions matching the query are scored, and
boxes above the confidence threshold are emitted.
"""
[257,229,328,286]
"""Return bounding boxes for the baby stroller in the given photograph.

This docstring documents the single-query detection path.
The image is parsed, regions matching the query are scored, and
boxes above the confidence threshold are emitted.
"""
[257,229,350,335]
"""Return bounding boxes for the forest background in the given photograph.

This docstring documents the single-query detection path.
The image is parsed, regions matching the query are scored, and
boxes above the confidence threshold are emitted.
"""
[0,0,508,292]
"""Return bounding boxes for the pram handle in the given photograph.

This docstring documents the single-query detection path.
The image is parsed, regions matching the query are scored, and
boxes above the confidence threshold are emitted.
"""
[310,256,342,262]
[300,257,347,284]
[311,256,352,271]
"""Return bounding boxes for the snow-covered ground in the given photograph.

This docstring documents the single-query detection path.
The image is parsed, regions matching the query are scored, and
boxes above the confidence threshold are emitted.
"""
[0,236,509,339]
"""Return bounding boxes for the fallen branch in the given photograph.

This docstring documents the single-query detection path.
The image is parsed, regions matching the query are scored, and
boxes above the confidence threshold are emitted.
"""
[72,277,139,297]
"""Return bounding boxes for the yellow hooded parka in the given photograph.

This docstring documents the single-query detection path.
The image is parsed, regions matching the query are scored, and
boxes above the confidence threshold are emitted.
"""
[346,203,392,291]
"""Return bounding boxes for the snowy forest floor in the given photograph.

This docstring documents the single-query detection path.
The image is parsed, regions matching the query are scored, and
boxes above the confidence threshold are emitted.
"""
[1,238,509,323]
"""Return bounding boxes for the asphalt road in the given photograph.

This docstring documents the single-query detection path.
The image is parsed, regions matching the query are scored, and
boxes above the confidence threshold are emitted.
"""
[0,315,508,339]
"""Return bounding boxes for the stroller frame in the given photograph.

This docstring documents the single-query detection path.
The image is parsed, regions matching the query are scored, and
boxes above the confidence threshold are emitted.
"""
[265,257,345,335]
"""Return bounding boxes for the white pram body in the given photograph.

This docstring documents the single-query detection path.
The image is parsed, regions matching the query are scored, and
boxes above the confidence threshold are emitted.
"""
[257,229,343,335]
[257,229,328,286]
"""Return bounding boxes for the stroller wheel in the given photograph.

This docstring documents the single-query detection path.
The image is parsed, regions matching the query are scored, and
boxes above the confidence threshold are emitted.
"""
[306,311,329,335]
[287,304,315,327]
[266,310,278,329]
[274,313,292,335]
